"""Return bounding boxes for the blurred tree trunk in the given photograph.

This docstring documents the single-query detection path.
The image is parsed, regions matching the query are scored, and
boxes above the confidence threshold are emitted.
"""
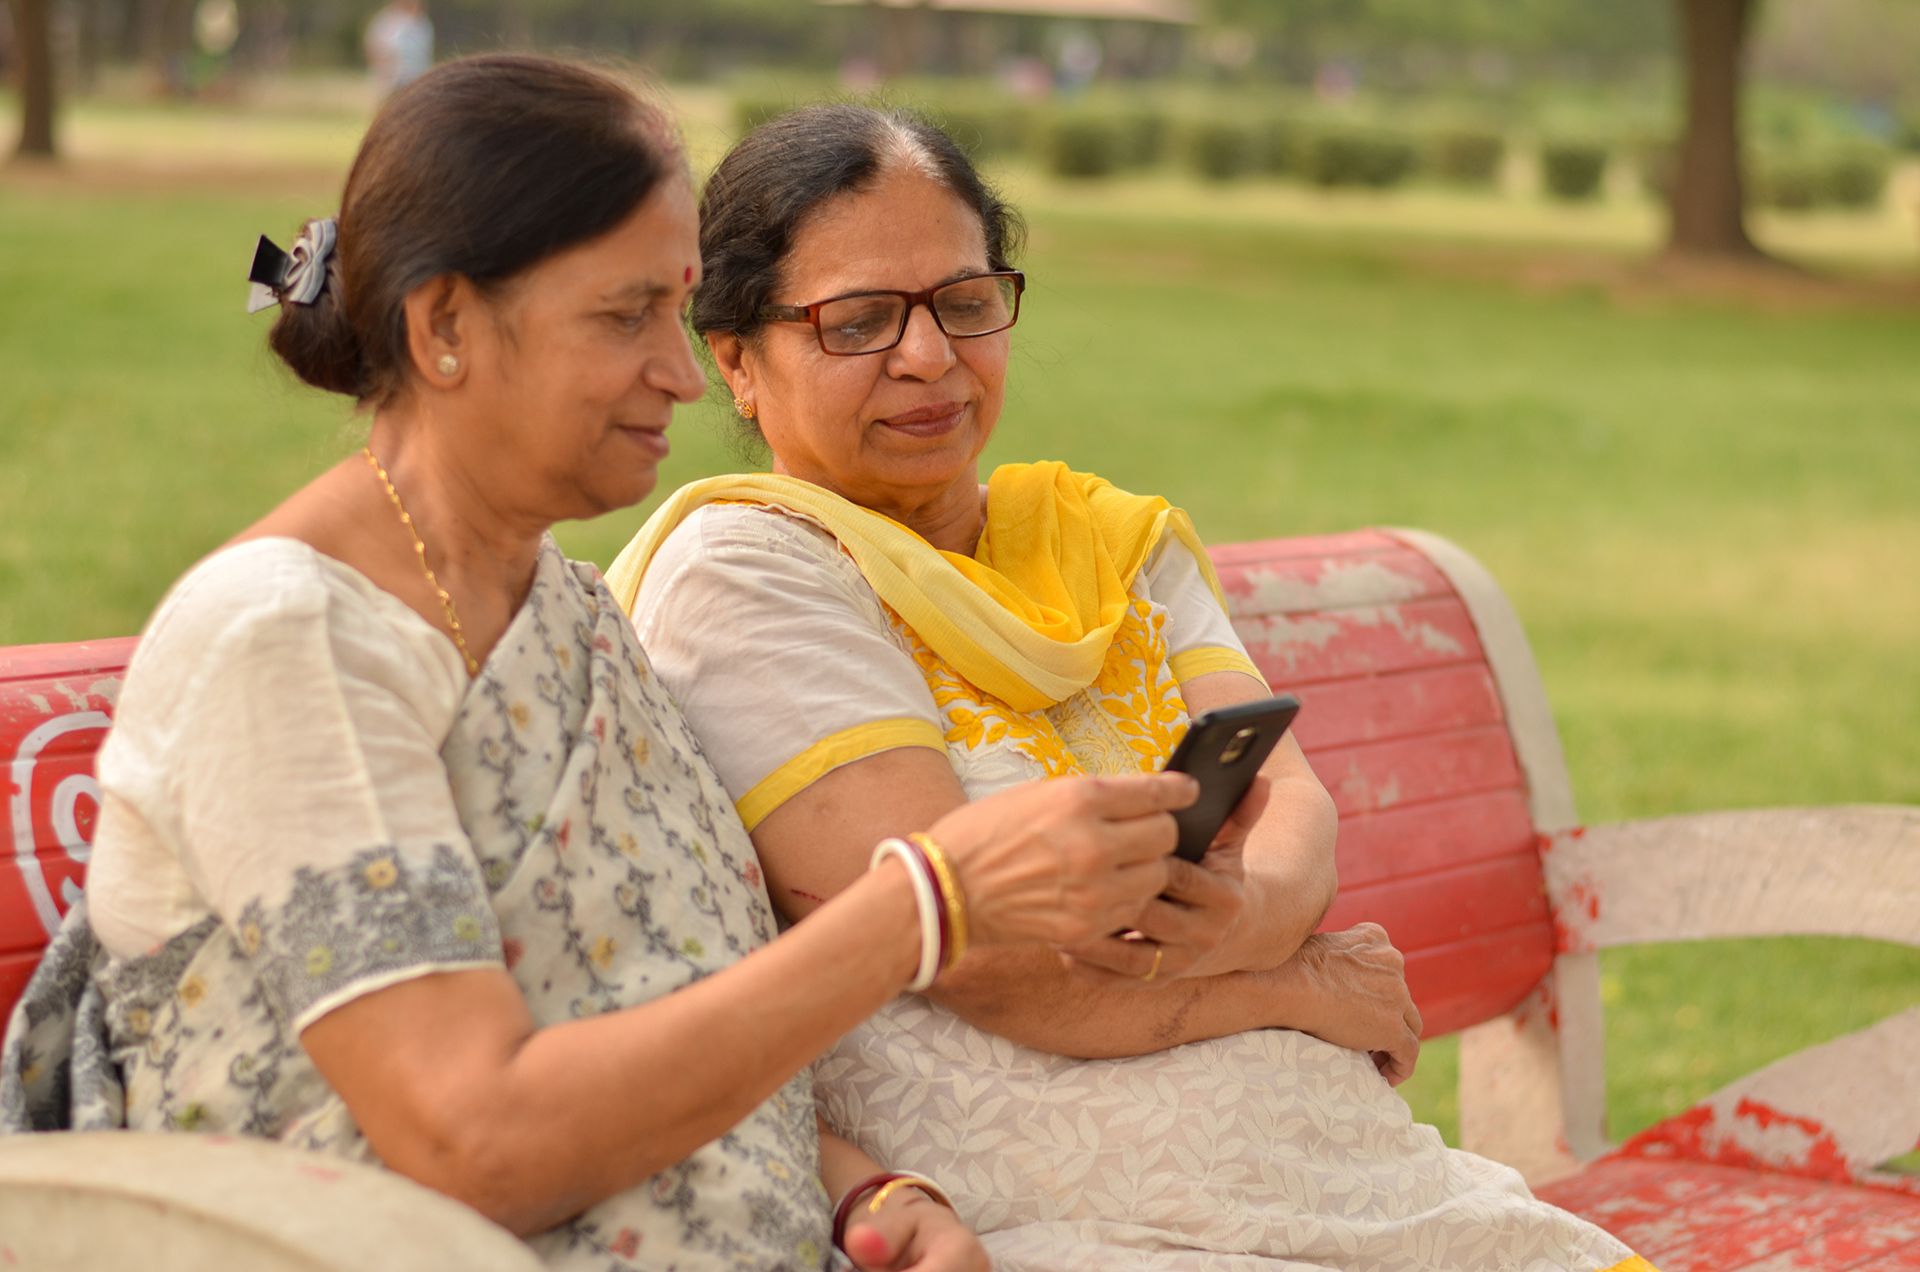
[10,0,56,157]
[1668,0,1761,257]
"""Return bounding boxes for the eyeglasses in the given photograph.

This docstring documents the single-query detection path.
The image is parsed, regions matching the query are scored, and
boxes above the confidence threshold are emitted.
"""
[756,270,1025,357]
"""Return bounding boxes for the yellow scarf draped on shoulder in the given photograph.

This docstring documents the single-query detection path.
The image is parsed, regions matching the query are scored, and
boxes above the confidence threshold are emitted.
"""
[604,461,1229,712]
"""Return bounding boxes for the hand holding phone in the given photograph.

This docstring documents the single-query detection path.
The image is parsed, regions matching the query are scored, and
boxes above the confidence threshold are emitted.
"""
[1161,694,1301,863]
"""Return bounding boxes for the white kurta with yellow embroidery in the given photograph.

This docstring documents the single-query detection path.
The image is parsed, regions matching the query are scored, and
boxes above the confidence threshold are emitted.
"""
[635,502,1644,1272]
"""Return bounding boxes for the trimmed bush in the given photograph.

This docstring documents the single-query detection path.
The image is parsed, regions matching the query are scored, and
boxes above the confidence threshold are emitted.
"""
[734,95,798,135]
[1186,117,1259,182]
[1753,153,1823,212]
[1042,113,1124,179]
[932,103,1033,160]
[1540,140,1609,201]
[1822,145,1892,210]
[1301,126,1419,189]
[1112,106,1172,169]
[1429,127,1506,188]
[1257,116,1301,176]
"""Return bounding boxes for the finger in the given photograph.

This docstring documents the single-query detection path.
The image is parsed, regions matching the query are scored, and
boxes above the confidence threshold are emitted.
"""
[1078,771,1200,819]
[1154,858,1241,911]
[1061,934,1175,982]
[1094,812,1182,867]
[1125,895,1224,950]
[842,1218,901,1270]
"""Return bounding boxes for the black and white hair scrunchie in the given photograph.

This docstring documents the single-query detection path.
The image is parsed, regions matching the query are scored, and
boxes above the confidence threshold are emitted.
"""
[245,218,338,314]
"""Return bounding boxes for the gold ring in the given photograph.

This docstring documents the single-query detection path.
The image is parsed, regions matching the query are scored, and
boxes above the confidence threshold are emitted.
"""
[1141,945,1163,982]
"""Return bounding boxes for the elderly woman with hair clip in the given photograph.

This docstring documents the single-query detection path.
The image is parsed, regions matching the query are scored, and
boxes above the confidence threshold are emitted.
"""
[0,57,1211,1272]
[608,104,1657,1271]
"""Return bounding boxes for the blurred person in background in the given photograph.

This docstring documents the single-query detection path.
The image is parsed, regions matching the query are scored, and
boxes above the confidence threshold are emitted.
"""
[364,0,432,95]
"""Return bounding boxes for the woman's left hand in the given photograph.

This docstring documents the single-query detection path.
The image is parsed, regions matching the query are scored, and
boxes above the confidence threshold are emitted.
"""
[841,1192,991,1271]
[1063,775,1271,983]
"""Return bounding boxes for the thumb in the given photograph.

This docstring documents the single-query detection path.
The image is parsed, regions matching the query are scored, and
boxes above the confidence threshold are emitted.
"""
[842,1219,901,1269]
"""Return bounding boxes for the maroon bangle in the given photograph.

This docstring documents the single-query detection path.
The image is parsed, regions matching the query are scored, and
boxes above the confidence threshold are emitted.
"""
[832,1171,904,1250]
[900,835,951,977]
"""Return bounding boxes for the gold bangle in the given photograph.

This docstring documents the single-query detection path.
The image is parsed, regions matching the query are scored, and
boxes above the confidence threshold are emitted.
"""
[866,1173,954,1215]
[908,832,968,969]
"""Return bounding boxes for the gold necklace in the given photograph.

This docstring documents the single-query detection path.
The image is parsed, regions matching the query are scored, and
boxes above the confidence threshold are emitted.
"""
[361,446,481,676]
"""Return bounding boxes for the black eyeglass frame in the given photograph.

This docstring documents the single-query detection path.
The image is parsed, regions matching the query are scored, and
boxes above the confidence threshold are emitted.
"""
[755,270,1026,357]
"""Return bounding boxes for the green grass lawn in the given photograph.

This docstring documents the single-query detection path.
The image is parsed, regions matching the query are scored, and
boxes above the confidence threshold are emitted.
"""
[2,112,1916,1161]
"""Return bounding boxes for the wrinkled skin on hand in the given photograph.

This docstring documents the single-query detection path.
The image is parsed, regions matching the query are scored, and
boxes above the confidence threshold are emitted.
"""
[1291,923,1423,1086]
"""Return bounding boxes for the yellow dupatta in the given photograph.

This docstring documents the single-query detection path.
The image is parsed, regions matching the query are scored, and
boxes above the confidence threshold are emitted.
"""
[604,461,1231,712]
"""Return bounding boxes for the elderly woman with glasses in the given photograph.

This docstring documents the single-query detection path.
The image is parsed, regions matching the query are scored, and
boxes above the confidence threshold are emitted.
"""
[605,105,1650,1270]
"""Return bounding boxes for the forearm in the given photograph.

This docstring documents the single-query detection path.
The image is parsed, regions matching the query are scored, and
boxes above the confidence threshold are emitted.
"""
[930,946,1295,1059]
[320,863,920,1236]
[1220,771,1338,971]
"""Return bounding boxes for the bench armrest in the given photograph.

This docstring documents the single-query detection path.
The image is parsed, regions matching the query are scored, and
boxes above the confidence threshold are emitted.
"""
[0,1131,544,1270]
[1542,805,1920,952]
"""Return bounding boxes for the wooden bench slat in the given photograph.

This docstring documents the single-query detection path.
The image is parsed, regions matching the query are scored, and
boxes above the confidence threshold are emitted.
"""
[1403,923,1555,1038]
[1206,531,1406,565]
[1724,1198,1920,1270]
[1652,1184,1906,1271]
[1289,662,1504,752]
[1214,548,1454,620]
[1307,724,1523,819]
[1333,790,1537,887]
[1321,852,1549,952]
[0,638,137,684]
[1238,596,1487,685]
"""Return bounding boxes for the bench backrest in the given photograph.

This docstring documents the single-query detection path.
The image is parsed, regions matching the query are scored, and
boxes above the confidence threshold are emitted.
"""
[0,531,1577,1046]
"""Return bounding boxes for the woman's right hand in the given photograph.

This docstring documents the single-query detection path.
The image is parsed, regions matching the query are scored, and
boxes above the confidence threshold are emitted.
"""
[927,773,1196,950]
[1275,925,1423,1085]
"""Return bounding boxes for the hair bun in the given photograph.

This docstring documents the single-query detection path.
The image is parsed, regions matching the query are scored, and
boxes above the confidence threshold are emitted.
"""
[267,253,367,398]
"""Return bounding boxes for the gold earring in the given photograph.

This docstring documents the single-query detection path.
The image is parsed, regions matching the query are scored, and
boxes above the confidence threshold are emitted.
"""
[437,354,460,376]
[733,397,756,421]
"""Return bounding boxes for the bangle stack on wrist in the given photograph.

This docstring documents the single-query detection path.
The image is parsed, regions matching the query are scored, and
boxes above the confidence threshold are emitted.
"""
[869,833,970,991]
[831,1170,955,1250]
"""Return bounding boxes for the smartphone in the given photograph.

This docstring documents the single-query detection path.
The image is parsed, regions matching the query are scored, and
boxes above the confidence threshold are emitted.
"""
[1162,694,1301,863]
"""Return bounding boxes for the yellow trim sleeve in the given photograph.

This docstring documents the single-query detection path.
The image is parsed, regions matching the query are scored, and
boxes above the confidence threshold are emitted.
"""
[735,717,948,832]
[1169,646,1268,690]
[1599,1258,1659,1272]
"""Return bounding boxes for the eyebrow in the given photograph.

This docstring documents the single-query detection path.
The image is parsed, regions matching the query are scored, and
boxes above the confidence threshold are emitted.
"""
[599,281,678,304]
[811,267,989,298]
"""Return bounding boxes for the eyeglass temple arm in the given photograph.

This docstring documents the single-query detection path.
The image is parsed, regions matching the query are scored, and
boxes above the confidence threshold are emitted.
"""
[756,304,813,322]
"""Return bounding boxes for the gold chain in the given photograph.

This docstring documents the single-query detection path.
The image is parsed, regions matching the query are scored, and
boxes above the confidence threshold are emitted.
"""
[360,446,480,676]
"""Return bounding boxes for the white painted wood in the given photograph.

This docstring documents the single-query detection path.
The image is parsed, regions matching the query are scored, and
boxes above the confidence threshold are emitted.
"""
[1543,806,1920,951]
[1385,530,1608,1174]
[0,1132,542,1271]
[1457,987,1583,1184]
[1638,1006,1920,1177]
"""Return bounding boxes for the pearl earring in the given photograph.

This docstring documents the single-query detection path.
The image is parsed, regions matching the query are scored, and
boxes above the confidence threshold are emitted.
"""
[437,354,460,376]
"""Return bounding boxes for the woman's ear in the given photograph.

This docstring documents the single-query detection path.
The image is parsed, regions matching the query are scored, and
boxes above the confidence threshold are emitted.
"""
[402,275,479,386]
[708,330,749,399]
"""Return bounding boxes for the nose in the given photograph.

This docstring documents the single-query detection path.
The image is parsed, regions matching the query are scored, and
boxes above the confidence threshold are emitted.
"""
[886,301,956,381]
[647,321,708,405]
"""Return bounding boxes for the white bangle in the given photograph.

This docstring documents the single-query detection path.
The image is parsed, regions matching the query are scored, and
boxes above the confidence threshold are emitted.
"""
[871,837,942,991]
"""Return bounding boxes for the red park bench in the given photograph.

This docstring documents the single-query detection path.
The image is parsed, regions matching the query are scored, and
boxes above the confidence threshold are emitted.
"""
[2,529,1916,1269]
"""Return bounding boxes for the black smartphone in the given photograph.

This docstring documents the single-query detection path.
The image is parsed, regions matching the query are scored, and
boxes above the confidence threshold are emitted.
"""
[1162,694,1301,863]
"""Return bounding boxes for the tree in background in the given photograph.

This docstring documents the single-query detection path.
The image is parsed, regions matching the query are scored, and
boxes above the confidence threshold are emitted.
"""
[1668,0,1761,258]
[9,0,56,156]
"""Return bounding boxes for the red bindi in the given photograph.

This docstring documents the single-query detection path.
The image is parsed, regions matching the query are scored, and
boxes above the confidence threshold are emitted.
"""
[684,265,694,284]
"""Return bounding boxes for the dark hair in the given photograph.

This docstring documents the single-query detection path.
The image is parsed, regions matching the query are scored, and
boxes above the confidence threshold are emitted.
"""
[692,103,1026,342]
[269,54,678,405]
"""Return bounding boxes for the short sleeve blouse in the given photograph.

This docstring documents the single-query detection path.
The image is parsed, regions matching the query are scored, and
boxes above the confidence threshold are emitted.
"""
[633,502,1262,831]
[85,538,501,1031]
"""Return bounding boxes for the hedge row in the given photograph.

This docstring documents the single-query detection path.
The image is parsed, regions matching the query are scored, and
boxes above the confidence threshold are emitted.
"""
[734,94,1895,209]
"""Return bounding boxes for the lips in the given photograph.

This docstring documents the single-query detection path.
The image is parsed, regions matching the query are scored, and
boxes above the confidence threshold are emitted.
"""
[878,401,967,434]
[617,424,670,459]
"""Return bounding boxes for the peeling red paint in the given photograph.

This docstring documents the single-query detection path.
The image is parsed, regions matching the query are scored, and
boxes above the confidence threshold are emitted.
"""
[1613,1098,1863,1187]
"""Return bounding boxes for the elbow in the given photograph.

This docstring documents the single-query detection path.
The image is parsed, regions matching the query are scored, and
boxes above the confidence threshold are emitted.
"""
[368,1092,575,1238]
